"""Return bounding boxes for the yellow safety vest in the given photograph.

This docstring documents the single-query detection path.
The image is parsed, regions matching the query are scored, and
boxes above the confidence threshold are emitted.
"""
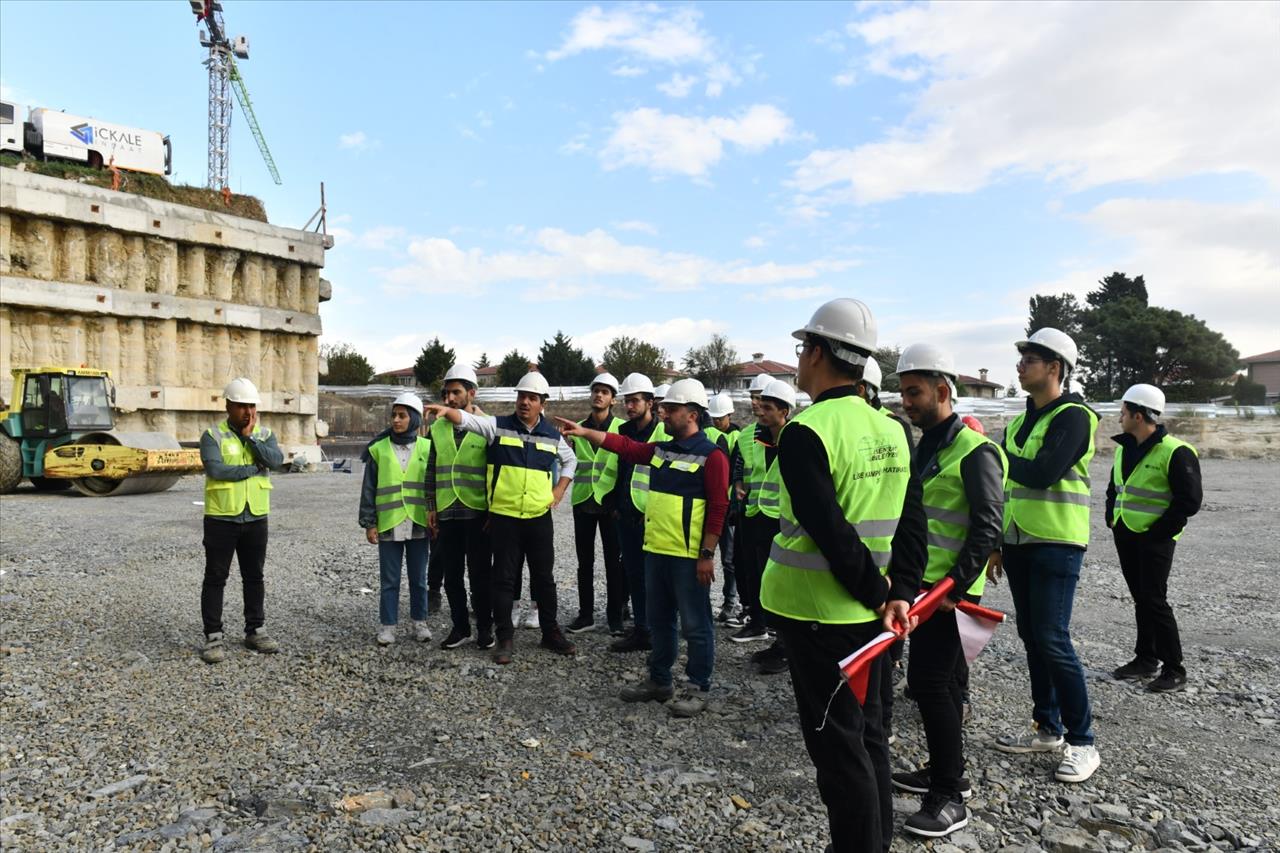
[204,420,273,517]
[1003,402,1098,547]
[430,415,489,511]
[1112,435,1196,540]
[368,435,432,532]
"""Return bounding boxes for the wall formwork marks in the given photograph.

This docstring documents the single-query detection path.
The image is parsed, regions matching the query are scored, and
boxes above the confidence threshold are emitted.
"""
[0,170,331,449]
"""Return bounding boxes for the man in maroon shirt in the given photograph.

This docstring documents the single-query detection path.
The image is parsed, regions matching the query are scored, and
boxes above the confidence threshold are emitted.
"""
[558,378,729,717]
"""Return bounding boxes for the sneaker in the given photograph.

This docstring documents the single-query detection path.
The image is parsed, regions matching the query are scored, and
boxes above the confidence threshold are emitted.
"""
[201,632,227,664]
[610,629,652,653]
[1147,670,1187,693]
[376,626,396,646]
[903,793,969,838]
[620,679,675,703]
[669,689,709,718]
[1112,658,1160,680]
[539,628,577,656]
[440,628,472,650]
[717,602,740,623]
[994,725,1065,754]
[730,622,769,644]
[522,606,540,630]
[492,638,513,665]
[1054,744,1100,783]
[567,614,596,634]
[723,612,746,629]
[413,621,433,642]
[752,642,789,675]
[608,622,626,637]
[477,629,495,650]
[892,766,973,800]
[244,629,279,654]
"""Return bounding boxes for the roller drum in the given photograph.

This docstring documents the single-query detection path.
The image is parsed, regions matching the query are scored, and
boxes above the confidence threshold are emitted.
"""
[70,432,185,497]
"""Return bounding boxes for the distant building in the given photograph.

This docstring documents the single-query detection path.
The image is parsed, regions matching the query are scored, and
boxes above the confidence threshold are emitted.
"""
[958,369,1003,399]
[476,366,498,387]
[371,366,417,387]
[733,353,798,390]
[1242,349,1280,403]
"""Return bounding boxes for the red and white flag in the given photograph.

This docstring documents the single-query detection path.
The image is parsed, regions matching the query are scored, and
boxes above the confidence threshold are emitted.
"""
[955,600,1006,664]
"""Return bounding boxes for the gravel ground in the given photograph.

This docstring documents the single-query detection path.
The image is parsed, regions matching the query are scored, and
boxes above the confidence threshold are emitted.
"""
[2,456,1278,852]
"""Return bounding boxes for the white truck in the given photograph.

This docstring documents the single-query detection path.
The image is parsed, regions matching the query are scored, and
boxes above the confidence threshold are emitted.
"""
[1,101,25,154]
[1,101,171,176]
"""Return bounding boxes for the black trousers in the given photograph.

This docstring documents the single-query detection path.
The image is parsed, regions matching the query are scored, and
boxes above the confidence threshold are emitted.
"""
[781,619,892,853]
[427,540,444,593]
[738,513,779,628]
[438,515,493,635]
[201,516,268,636]
[490,512,559,642]
[880,638,903,734]
[1114,526,1183,675]
[572,504,625,625]
[905,607,967,798]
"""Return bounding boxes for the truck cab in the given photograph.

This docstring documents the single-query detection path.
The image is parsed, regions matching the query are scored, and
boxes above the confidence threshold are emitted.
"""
[0,100,27,154]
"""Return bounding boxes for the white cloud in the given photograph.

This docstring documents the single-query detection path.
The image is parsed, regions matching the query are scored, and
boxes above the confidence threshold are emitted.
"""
[792,1,1280,208]
[601,105,795,179]
[355,226,407,251]
[833,69,857,87]
[743,235,766,249]
[378,227,857,295]
[611,64,648,78]
[575,318,728,362]
[546,5,714,64]
[657,73,697,98]
[338,131,379,151]
[612,220,659,235]
[744,285,834,302]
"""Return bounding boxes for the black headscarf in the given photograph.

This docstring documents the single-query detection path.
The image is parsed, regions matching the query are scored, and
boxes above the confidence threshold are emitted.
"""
[361,406,422,461]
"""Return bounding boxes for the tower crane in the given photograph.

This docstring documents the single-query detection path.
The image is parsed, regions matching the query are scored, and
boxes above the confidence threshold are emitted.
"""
[189,0,281,189]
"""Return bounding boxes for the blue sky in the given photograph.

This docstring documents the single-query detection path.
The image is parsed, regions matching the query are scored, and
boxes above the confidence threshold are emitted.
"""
[3,1,1277,387]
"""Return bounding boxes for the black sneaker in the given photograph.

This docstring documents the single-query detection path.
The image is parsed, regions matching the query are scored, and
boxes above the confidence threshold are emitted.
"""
[567,614,596,634]
[1112,658,1160,680]
[717,602,740,623]
[540,628,577,656]
[1147,670,1187,693]
[476,629,495,650]
[608,622,626,637]
[493,639,513,665]
[723,612,746,629]
[891,766,973,799]
[610,629,652,653]
[751,641,789,675]
[903,793,969,838]
[427,590,444,613]
[730,622,769,644]
[440,629,472,650]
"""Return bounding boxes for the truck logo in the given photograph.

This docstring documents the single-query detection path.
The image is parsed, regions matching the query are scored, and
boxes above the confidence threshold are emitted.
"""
[70,123,94,144]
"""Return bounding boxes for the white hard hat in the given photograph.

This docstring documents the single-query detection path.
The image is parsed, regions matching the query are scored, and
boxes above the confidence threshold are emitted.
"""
[792,298,877,364]
[618,372,655,396]
[392,391,424,416]
[591,372,620,394]
[760,379,797,409]
[662,378,708,409]
[747,373,771,394]
[862,358,883,392]
[893,342,958,381]
[1122,383,1165,417]
[224,377,261,405]
[707,392,735,418]
[515,371,551,396]
[653,383,671,400]
[1016,328,1078,371]
[443,363,478,387]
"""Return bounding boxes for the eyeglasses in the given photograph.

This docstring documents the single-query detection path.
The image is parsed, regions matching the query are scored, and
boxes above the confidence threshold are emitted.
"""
[794,341,810,357]
[1016,355,1045,369]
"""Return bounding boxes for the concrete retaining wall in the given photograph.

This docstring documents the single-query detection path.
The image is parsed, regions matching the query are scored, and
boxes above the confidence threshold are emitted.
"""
[0,169,331,450]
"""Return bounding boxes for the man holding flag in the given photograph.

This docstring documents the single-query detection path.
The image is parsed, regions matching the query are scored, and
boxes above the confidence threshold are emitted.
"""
[761,298,927,853]
[889,344,1006,838]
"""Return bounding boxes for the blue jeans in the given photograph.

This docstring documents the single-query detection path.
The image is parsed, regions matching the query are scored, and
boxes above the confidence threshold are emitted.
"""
[645,552,715,691]
[1004,544,1094,746]
[618,513,647,632]
[379,538,429,626]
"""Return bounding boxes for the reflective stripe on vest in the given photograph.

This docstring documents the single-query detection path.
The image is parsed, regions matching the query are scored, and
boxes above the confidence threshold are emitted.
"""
[1002,402,1098,547]
[741,426,782,519]
[368,435,432,532]
[921,426,1008,597]
[204,420,272,517]
[430,415,489,511]
[487,414,560,519]
[630,420,669,513]
[761,396,910,625]
[1112,435,1196,539]
[573,414,623,505]
[643,434,718,558]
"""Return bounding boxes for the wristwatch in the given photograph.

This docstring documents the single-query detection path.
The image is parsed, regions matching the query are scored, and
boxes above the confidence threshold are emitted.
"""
[698,548,715,559]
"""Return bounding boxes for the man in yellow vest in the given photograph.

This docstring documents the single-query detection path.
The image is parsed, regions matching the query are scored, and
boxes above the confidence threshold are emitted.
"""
[425,371,577,664]
[567,373,626,636]
[992,328,1101,784]
[1106,383,1201,693]
[427,364,494,652]
[199,377,284,664]
[762,299,927,853]
[558,378,729,718]
[889,343,1006,839]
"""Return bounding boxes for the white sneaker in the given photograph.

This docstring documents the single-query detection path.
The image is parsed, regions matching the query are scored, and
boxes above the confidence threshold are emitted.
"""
[376,626,396,646]
[993,725,1065,754]
[413,621,432,642]
[523,606,540,630]
[1055,744,1100,783]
